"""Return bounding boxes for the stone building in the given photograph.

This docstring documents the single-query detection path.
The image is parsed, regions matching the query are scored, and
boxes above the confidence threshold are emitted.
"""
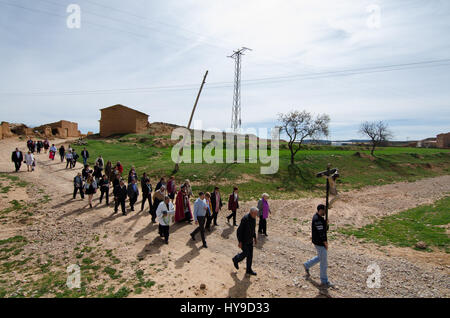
[436,132,450,148]
[0,122,12,139]
[35,120,80,138]
[99,104,149,137]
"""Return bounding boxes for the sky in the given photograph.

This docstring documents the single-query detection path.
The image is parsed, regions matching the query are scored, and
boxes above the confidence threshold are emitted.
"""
[0,0,449,140]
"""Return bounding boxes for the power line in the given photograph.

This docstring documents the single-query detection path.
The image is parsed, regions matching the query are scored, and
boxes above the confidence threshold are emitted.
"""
[84,0,228,46]
[1,58,449,97]
[0,0,148,39]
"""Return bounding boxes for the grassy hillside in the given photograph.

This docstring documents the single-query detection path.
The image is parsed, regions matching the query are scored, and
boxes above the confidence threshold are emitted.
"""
[71,133,450,200]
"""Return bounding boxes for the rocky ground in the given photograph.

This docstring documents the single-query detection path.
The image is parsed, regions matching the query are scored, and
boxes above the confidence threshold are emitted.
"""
[0,137,448,298]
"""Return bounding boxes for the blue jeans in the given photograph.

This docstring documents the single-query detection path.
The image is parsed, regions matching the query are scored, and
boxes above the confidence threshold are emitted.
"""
[83,157,88,166]
[304,244,329,284]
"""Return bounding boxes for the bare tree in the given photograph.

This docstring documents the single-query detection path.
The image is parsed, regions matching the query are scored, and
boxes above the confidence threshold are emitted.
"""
[278,110,330,165]
[359,121,393,156]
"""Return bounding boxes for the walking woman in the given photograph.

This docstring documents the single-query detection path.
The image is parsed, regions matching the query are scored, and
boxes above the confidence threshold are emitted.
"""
[115,161,124,176]
[205,192,213,231]
[25,151,34,172]
[105,161,113,183]
[84,176,97,209]
[227,187,239,226]
[65,151,73,169]
[257,193,271,236]
[49,144,57,160]
[43,139,50,154]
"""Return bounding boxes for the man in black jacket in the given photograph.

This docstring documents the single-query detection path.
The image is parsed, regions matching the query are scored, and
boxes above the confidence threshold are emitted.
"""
[232,207,258,276]
[81,148,89,166]
[140,174,152,212]
[303,204,333,288]
[73,172,84,199]
[11,148,23,172]
[114,179,128,215]
[127,178,139,212]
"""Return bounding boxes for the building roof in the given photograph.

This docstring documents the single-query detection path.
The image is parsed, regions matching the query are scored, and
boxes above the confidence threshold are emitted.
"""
[100,104,149,117]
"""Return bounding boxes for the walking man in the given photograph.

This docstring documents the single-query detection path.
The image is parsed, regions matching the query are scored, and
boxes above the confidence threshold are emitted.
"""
[127,178,139,212]
[156,196,175,244]
[73,172,84,200]
[11,148,23,172]
[81,148,89,166]
[114,179,128,215]
[190,192,208,248]
[303,204,334,288]
[99,174,110,205]
[141,177,152,212]
[59,145,66,163]
[227,187,239,226]
[232,207,258,276]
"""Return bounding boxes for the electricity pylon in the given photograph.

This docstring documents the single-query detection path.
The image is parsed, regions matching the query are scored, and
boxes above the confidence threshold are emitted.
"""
[228,47,251,133]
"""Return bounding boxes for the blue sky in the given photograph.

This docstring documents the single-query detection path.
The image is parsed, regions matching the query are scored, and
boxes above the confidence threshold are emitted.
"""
[0,0,449,140]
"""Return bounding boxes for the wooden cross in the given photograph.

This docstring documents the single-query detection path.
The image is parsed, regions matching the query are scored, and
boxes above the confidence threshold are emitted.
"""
[316,163,340,231]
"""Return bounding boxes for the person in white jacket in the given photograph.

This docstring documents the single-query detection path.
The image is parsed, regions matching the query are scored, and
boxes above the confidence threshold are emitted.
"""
[24,151,34,172]
[156,196,175,244]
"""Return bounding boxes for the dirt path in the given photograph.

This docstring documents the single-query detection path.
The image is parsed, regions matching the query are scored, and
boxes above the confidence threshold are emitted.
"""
[0,137,448,298]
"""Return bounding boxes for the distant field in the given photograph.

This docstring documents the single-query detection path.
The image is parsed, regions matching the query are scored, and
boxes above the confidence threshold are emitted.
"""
[71,134,450,200]
[339,196,450,253]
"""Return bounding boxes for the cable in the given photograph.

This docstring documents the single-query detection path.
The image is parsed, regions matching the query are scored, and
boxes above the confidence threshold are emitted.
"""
[0,0,149,39]
[1,58,449,97]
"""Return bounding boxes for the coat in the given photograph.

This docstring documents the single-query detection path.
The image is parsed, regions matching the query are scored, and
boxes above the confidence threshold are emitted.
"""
[174,190,192,222]
[236,213,256,245]
[210,191,223,213]
[114,184,128,200]
[11,151,23,163]
[228,193,239,211]
[127,183,139,199]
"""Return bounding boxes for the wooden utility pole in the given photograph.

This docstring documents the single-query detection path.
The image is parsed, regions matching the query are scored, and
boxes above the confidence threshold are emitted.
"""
[174,70,209,172]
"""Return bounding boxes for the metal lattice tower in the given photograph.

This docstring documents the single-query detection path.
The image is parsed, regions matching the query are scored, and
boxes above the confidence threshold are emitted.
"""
[229,47,251,132]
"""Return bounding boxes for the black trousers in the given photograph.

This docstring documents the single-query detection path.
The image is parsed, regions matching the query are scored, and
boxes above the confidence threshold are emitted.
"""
[141,193,152,211]
[13,161,21,172]
[129,195,137,210]
[191,216,206,245]
[151,199,161,222]
[227,210,237,225]
[258,216,267,234]
[100,188,109,204]
[60,154,65,162]
[212,210,219,225]
[115,198,126,214]
[233,243,254,272]
[159,224,169,243]
[73,186,84,199]
[205,213,212,230]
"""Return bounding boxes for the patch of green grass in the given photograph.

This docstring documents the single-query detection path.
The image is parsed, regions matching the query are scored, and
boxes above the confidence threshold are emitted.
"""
[77,137,450,200]
[103,266,120,279]
[82,257,94,265]
[0,236,27,246]
[340,196,450,252]
[0,186,11,194]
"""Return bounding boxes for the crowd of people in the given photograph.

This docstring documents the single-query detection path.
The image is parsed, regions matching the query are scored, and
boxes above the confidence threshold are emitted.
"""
[10,139,332,285]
